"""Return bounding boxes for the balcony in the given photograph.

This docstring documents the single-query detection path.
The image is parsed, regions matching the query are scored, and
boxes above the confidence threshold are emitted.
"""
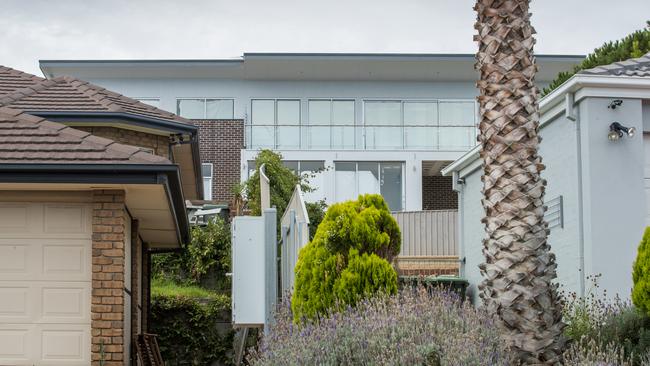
[245,124,477,151]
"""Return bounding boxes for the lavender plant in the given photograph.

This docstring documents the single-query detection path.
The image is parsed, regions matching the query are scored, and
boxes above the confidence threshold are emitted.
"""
[561,274,650,365]
[249,288,514,366]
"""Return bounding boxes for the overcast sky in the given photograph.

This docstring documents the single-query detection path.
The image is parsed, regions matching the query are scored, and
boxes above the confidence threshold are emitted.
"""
[2,0,648,75]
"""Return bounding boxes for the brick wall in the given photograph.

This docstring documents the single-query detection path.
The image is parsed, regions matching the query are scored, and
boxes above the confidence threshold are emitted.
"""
[422,175,458,210]
[192,119,244,203]
[91,190,126,366]
[77,126,170,158]
[130,219,142,365]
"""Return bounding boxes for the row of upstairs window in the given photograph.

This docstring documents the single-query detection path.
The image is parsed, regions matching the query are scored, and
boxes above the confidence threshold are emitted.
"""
[137,97,477,150]
[247,99,477,150]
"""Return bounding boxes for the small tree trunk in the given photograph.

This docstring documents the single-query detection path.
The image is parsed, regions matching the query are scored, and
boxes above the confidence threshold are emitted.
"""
[474,0,565,364]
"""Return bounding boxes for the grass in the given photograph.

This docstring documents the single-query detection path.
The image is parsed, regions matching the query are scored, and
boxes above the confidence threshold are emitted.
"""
[151,278,221,300]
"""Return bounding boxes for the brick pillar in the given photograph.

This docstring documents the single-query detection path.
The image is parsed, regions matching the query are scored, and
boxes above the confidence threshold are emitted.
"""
[192,119,244,203]
[130,218,140,365]
[91,190,126,366]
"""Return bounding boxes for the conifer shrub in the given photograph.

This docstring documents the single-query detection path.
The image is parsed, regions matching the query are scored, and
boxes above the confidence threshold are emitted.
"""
[291,194,400,321]
[633,227,650,314]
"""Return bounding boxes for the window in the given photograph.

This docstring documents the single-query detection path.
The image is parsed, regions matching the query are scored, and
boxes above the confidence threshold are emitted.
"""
[247,160,325,202]
[249,99,301,149]
[404,101,437,149]
[177,98,234,119]
[135,98,160,108]
[438,101,476,150]
[307,100,355,149]
[363,100,476,150]
[202,163,213,200]
[335,161,404,211]
[364,101,402,149]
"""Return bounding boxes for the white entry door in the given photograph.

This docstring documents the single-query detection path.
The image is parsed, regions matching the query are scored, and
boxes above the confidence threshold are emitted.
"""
[0,202,91,365]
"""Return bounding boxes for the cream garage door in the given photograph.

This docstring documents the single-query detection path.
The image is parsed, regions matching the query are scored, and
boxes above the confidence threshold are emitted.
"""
[0,202,91,365]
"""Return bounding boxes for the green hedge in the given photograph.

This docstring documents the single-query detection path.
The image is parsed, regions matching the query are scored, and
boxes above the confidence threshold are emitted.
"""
[150,282,233,365]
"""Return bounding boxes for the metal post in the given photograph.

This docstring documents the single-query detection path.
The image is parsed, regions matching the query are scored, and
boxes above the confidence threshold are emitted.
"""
[263,208,277,335]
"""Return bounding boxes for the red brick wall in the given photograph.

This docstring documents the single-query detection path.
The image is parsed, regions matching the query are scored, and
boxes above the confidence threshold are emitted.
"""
[77,126,170,158]
[192,119,244,203]
[91,189,126,366]
[422,175,458,210]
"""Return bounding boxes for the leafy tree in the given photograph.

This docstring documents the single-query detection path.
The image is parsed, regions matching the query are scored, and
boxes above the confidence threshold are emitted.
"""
[305,200,327,240]
[291,194,400,321]
[542,22,650,96]
[242,149,327,237]
[633,227,650,314]
[187,218,231,283]
[244,149,311,216]
[152,217,231,289]
[475,0,565,363]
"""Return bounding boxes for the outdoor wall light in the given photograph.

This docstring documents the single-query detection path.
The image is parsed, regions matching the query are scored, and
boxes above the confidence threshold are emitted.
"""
[608,122,636,141]
[608,99,623,109]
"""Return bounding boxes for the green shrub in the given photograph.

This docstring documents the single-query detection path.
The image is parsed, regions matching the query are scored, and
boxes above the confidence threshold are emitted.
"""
[333,249,398,305]
[633,227,650,315]
[150,282,233,365]
[542,22,650,96]
[152,217,231,290]
[291,194,400,321]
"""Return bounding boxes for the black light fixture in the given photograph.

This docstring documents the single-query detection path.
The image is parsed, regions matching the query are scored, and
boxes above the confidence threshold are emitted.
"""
[608,99,623,109]
[608,122,636,141]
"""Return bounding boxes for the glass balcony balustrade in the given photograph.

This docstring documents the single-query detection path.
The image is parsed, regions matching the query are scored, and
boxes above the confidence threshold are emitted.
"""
[245,124,477,151]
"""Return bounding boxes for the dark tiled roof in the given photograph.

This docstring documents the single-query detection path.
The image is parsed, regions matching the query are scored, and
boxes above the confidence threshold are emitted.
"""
[0,66,46,95]
[579,52,650,77]
[0,106,171,164]
[0,66,192,125]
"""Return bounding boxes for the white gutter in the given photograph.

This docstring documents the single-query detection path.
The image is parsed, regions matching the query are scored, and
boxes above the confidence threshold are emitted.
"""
[442,74,650,177]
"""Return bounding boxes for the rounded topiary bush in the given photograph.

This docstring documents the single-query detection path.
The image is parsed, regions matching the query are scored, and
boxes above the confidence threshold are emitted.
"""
[633,227,650,314]
[291,194,400,321]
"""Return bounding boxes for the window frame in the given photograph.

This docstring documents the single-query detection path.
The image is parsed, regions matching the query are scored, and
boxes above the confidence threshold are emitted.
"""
[176,98,235,119]
[306,99,356,149]
[362,99,477,150]
[249,99,302,149]
[201,163,214,201]
[334,161,406,211]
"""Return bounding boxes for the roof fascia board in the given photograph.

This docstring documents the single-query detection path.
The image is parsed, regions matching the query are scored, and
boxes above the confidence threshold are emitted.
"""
[442,75,650,176]
[0,163,190,244]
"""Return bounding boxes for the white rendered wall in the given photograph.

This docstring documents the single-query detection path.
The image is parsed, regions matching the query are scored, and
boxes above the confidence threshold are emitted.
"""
[579,97,645,299]
[78,78,479,117]
[457,105,583,304]
[458,97,647,304]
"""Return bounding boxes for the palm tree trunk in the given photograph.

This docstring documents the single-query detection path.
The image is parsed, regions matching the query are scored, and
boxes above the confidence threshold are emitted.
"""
[474,0,565,363]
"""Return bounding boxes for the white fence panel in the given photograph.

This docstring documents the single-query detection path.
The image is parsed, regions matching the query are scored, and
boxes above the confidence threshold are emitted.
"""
[280,185,310,294]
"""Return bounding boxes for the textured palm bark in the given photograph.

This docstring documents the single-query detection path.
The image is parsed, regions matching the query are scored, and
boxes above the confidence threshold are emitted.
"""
[474,0,565,364]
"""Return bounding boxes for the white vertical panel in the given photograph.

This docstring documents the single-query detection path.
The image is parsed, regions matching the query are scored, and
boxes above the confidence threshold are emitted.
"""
[232,216,266,326]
